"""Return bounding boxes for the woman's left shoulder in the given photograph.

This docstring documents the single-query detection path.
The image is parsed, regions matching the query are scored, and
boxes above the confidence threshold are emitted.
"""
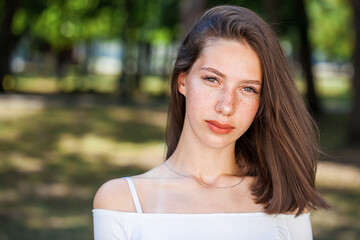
[284,209,313,240]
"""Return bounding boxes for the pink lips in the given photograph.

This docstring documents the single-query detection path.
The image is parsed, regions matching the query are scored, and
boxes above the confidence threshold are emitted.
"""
[205,120,235,134]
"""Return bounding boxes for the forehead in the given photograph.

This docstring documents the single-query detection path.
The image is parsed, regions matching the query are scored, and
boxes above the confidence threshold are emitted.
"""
[193,39,262,81]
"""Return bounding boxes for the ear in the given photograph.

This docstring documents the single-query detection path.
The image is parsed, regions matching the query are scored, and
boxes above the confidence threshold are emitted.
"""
[177,72,187,97]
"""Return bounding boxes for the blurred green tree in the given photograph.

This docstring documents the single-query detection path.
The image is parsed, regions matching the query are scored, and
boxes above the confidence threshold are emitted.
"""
[308,0,354,61]
[29,0,125,89]
[0,0,126,92]
[117,0,180,100]
[1,0,181,95]
[31,0,124,50]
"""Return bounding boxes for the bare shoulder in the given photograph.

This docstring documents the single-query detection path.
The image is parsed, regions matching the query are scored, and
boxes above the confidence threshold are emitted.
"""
[93,178,136,212]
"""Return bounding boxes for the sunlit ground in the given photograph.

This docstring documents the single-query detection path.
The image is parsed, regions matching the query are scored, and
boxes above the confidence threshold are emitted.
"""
[0,102,167,240]
[0,75,359,240]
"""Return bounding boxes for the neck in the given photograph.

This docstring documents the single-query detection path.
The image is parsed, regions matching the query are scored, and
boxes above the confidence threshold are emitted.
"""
[166,124,241,186]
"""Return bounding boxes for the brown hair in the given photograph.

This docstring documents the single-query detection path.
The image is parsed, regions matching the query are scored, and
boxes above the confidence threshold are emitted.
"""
[165,5,329,215]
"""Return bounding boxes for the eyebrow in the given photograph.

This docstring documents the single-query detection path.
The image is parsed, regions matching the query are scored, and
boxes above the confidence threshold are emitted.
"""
[201,67,226,78]
[200,67,262,85]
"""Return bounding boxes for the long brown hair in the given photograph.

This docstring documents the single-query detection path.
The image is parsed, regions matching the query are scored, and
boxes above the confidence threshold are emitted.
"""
[165,5,329,215]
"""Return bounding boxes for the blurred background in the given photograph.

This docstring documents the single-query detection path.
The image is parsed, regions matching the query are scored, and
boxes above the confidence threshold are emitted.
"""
[0,0,359,239]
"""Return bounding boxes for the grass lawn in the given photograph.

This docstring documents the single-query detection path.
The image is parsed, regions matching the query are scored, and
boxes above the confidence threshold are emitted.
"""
[0,103,167,240]
[0,74,359,239]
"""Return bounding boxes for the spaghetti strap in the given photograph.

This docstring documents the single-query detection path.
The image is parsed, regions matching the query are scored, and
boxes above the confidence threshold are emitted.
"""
[123,177,143,213]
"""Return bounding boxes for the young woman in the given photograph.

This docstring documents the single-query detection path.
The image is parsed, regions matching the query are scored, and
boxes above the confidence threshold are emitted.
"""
[93,5,329,240]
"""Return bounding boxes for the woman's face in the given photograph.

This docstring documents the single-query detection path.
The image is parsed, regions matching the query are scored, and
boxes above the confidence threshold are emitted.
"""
[178,38,262,149]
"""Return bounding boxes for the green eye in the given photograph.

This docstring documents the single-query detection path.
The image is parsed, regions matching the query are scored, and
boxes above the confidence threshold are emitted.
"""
[204,77,218,83]
[243,87,258,93]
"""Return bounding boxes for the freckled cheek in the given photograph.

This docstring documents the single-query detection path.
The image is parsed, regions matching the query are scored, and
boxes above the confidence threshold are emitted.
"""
[186,85,214,111]
[237,97,260,118]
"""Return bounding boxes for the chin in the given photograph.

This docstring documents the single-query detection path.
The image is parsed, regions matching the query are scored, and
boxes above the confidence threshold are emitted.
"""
[200,136,236,149]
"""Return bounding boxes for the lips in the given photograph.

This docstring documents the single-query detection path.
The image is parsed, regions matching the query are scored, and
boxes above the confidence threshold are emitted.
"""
[205,120,235,134]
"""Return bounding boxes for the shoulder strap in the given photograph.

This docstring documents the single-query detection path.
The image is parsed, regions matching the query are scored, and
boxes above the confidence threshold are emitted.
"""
[123,177,143,213]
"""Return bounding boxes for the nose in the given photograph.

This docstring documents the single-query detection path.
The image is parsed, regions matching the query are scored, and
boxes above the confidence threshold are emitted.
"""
[215,88,236,116]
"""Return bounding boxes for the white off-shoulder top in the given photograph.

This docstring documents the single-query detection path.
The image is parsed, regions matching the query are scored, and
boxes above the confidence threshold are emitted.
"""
[93,177,313,240]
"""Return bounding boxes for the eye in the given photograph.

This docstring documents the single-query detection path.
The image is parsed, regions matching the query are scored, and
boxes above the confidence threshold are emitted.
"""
[203,76,219,84]
[242,87,258,94]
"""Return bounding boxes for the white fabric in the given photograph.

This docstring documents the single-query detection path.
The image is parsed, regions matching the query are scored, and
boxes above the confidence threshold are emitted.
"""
[93,177,313,240]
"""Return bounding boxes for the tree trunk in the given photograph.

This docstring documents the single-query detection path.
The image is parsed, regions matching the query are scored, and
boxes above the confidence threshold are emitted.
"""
[134,42,144,90]
[117,0,135,101]
[294,0,321,115]
[0,0,19,93]
[118,40,133,101]
[263,0,278,26]
[55,48,72,92]
[350,0,360,143]
[180,0,207,38]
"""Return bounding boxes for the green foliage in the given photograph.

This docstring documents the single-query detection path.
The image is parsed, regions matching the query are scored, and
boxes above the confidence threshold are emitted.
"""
[5,0,357,60]
[8,0,179,51]
[121,0,179,43]
[32,5,69,50]
[307,0,354,61]
[29,0,125,50]
[64,0,100,12]
[12,8,28,35]
[147,28,174,45]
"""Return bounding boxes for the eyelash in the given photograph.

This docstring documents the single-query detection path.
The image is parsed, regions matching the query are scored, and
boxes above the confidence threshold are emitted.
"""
[203,76,219,83]
[203,76,259,94]
[243,87,259,94]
